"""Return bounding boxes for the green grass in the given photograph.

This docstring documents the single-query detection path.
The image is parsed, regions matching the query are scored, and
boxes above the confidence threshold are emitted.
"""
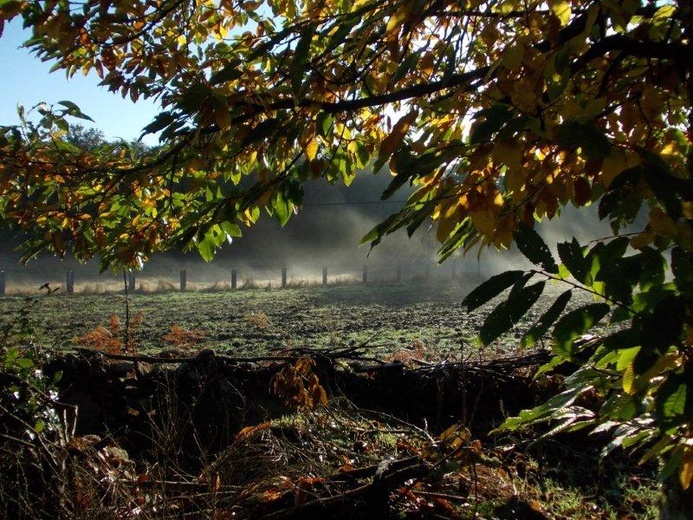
[0,278,599,359]
[0,281,483,356]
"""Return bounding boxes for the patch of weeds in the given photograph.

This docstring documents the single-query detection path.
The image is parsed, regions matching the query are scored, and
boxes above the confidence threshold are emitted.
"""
[241,277,258,289]
[603,474,660,520]
[486,438,660,519]
[161,324,205,350]
[74,312,143,354]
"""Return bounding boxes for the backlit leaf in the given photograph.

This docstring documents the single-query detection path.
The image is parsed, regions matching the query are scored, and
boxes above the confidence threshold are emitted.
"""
[553,304,610,359]
[379,111,417,159]
[557,239,588,283]
[556,120,610,160]
[521,290,572,348]
[681,447,693,490]
[210,63,242,85]
[470,104,513,144]
[515,223,558,274]
[291,26,314,98]
[656,373,687,428]
[462,270,526,312]
[550,0,571,25]
[480,281,545,345]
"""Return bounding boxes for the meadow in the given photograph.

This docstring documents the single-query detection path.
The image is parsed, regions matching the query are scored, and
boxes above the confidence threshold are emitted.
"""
[1,276,594,359]
[0,279,660,518]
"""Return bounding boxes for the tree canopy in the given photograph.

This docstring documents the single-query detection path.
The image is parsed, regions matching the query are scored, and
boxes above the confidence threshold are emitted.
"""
[1,0,693,504]
[0,0,688,266]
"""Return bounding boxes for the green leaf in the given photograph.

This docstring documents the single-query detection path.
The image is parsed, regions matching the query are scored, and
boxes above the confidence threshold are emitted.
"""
[656,373,687,428]
[600,392,637,421]
[480,281,545,345]
[197,234,217,262]
[210,63,243,85]
[553,303,610,359]
[462,270,526,312]
[392,51,420,84]
[58,100,95,122]
[514,223,558,273]
[291,27,315,98]
[142,112,175,136]
[521,290,572,347]
[178,83,212,112]
[353,141,370,169]
[273,189,292,226]
[317,113,333,138]
[382,165,415,201]
[660,445,685,481]
[598,166,643,228]
[556,120,610,160]
[496,383,584,432]
[640,294,684,352]
[672,247,693,287]
[557,239,588,283]
[325,15,357,53]
[470,104,513,144]
[220,221,242,238]
[15,357,34,369]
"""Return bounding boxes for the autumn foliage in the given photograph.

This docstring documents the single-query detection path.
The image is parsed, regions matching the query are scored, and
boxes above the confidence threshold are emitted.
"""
[1,0,693,511]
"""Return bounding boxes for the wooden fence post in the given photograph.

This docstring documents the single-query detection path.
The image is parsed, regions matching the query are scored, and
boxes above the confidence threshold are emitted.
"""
[180,269,187,292]
[128,271,136,293]
[322,267,328,286]
[362,265,368,284]
[281,267,287,288]
[66,270,74,295]
[231,269,237,290]
[0,271,5,295]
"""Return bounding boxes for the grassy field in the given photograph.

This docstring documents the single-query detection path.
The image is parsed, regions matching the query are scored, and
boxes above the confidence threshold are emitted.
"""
[0,277,597,359]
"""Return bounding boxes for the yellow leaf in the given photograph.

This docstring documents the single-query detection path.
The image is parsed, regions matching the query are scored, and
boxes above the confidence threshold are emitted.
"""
[492,141,523,173]
[502,44,525,71]
[379,110,417,159]
[649,207,678,238]
[436,202,458,242]
[550,0,571,25]
[215,108,231,131]
[303,137,318,161]
[600,149,640,188]
[622,362,635,394]
[629,231,654,249]
[680,446,693,490]
[505,169,526,201]
[470,209,495,236]
[385,4,410,36]
[654,5,677,21]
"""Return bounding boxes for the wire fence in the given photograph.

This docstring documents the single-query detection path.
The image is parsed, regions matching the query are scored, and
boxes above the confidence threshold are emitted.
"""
[0,259,489,296]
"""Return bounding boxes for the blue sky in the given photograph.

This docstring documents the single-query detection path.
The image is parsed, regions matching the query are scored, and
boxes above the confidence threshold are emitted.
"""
[0,19,159,143]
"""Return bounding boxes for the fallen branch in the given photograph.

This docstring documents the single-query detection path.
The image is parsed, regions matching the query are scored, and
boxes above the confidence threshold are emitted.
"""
[260,457,430,519]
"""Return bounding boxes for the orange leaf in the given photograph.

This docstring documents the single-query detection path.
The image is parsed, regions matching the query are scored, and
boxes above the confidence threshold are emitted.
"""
[379,111,417,159]
[234,421,270,442]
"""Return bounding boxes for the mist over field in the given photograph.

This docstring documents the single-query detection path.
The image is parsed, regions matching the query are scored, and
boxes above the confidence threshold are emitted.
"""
[0,170,623,292]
